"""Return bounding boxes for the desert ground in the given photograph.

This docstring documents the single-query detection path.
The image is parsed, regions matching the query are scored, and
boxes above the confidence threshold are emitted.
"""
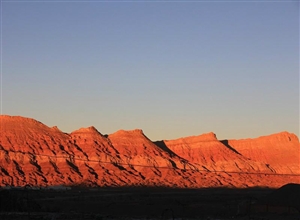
[1,185,300,220]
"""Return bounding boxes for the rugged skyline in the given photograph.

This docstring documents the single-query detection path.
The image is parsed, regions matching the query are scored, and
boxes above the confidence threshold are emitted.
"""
[0,115,299,188]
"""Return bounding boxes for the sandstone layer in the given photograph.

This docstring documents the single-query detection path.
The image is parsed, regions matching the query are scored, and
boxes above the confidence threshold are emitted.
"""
[0,115,299,188]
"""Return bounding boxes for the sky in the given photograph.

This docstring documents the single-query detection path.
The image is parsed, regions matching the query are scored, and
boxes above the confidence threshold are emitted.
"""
[1,1,299,141]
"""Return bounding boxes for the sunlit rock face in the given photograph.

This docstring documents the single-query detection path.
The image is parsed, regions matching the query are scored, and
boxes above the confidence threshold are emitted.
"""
[227,132,300,174]
[0,115,299,188]
[161,132,270,173]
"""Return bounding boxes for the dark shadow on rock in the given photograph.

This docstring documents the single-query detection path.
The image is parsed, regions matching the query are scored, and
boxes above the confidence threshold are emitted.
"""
[169,159,177,169]
[66,159,83,177]
[154,141,183,159]
[111,161,126,171]
[220,140,242,156]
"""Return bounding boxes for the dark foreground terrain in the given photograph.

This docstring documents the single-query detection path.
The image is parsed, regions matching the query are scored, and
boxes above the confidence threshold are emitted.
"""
[0,186,299,220]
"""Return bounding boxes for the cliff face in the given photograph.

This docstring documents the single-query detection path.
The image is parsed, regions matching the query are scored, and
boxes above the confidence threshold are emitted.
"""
[0,115,299,188]
[161,133,274,173]
[227,132,300,174]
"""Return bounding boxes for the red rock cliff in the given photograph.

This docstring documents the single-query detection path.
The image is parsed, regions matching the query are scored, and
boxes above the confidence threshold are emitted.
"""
[0,115,299,188]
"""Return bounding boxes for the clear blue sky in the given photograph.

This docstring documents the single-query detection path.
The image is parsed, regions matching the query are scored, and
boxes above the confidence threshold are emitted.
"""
[1,1,299,141]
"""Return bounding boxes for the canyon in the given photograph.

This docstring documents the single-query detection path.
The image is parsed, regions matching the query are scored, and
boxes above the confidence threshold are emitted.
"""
[0,115,299,188]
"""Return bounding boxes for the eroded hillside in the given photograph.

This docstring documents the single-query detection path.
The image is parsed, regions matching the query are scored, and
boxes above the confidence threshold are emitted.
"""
[0,115,299,188]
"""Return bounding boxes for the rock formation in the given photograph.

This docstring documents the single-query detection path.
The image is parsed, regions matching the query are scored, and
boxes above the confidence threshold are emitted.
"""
[0,115,299,188]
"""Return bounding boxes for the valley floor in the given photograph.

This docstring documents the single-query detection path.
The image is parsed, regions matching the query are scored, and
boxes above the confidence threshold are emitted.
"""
[1,187,299,220]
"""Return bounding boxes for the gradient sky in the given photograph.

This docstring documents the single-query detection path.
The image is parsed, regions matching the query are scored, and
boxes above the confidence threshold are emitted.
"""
[1,1,299,141]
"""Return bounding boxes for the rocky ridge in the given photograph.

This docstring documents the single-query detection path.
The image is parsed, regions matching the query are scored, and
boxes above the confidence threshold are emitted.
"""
[0,115,299,188]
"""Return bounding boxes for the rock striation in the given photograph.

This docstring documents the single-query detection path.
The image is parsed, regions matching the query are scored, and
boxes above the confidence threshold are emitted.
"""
[0,115,299,188]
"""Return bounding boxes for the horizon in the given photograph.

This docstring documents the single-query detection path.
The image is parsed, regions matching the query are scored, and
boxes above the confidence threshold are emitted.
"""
[1,1,299,141]
[1,114,298,142]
